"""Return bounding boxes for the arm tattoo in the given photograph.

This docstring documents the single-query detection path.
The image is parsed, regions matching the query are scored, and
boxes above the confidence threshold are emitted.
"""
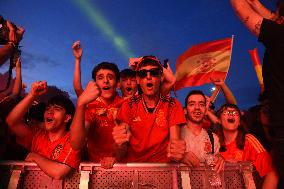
[254,20,262,34]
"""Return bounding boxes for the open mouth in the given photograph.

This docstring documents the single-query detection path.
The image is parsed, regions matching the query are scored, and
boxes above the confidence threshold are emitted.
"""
[193,111,201,116]
[45,118,53,123]
[102,86,111,90]
[126,87,132,92]
[227,118,235,123]
[146,83,153,87]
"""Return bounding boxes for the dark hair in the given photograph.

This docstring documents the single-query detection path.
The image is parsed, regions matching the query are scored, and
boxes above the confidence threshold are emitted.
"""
[120,68,136,78]
[26,102,46,122]
[137,55,163,71]
[216,103,246,152]
[243,105,272,151]
[47,95,75,130]
[92,62,120,81]
[184,90,206,107]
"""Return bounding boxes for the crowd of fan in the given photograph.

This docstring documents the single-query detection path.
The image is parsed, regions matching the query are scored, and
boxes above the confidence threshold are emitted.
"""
[1,0,284,188]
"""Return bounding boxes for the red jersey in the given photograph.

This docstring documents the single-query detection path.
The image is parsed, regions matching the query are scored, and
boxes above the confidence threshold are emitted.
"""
[117,94,186,162]
[220,134,274,177]
[85,94,125,162]
[19,128,81,169]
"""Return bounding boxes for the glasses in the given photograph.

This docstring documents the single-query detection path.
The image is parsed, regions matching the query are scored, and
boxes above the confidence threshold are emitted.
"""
[137,68,161,78]
[222,110,239,116]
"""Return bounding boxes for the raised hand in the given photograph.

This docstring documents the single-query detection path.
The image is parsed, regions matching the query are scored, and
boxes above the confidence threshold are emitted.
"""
[7,21,17,45]
[77,81,101,106]
[72,40,83,60]
[210,78,224,88]
[30,81,47,97]
[162,61,175,80]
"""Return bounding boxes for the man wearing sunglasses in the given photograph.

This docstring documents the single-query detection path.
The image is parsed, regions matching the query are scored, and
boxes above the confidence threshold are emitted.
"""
[113,56,186,162]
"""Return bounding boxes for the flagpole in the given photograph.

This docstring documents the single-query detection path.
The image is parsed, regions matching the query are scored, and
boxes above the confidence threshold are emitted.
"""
[211,35,234,103]
[224,35,234,81]
[210,87,220,103]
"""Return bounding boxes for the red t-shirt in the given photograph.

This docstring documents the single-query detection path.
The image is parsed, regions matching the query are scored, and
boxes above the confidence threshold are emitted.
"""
[19,128,81,169]
[220,134,274,177]
[117,94,186,162]
[85,94,125,162]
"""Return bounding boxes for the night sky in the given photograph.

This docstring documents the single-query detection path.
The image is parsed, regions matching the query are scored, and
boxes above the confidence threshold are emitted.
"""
[0,0,277,109]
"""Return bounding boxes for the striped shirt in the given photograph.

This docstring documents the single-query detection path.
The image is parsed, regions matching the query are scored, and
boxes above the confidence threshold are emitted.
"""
[220,134,274,177]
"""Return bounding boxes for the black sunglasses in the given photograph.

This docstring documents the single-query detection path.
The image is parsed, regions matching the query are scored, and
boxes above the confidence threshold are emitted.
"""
[137,68,161,78]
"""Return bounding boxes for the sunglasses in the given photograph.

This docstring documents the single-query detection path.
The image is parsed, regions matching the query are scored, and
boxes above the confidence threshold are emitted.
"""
[222,110,240,116]
[137,68,161,78]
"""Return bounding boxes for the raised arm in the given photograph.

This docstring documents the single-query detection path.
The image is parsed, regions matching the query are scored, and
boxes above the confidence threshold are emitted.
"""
[6,81,47,139]
[204,96,220,124]
[70,81,101,150]
[72,41,84,97]
[0,43,14,66]
[230,0,264,37]
[211,78,237,105]
[161,61,176,96]
[0,21,24,66]
[246,0,277,20]
[11,58,22,97]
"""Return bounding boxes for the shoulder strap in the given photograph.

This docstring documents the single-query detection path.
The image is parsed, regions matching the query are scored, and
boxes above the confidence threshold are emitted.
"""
[207,129,214,154]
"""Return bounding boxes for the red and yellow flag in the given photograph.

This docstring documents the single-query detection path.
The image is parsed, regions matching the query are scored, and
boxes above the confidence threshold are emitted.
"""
[175,37,233,91]
[248,48,264,92]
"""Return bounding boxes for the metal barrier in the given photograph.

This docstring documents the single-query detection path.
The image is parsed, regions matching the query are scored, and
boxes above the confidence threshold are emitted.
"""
[0,161,256,189]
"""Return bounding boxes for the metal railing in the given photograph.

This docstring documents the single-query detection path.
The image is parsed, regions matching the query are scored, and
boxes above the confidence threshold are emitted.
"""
[0,161,257,189]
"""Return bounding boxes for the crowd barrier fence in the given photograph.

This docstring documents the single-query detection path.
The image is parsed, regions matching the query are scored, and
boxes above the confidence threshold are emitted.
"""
[0,161,258,189]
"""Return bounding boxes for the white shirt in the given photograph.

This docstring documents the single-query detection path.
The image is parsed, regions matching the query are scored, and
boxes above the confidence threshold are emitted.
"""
[181,125,220,162]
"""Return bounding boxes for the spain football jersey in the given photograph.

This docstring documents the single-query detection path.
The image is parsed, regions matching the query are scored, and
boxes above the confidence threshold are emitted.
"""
[85,94,125,162]
[19,128,81,169]
[220,134,274,177]
[117,94,186,162]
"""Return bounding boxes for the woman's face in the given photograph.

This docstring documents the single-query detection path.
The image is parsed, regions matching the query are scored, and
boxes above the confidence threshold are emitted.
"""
[220,107,240,132]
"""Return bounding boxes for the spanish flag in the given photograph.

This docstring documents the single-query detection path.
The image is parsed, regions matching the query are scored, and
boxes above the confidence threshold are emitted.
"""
[248,48,264,92]
[175,37,233,91]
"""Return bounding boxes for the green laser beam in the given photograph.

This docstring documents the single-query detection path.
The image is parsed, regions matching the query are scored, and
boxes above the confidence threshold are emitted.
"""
[72,0,136,59]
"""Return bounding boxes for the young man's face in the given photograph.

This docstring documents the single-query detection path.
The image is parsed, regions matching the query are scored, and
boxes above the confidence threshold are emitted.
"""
[120,76,137,97]
[44,104,70,132]
[220,107,240,132]
[136,65,162,98]
[185,94,206,124]
[95,69,118,101]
